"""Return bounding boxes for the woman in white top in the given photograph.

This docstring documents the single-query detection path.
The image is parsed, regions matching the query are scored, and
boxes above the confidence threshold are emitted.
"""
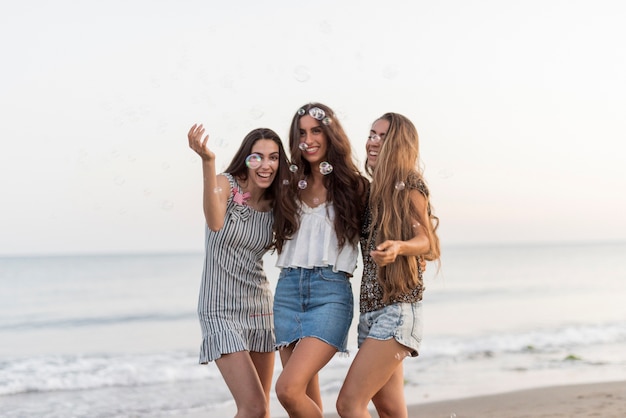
[273,102,369,417]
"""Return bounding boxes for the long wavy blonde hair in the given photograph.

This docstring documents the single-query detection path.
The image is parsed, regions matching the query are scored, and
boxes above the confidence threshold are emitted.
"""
[368,113,441,302]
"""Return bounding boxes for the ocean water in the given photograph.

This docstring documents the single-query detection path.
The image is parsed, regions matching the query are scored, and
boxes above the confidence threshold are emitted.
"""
[1,242,626,417]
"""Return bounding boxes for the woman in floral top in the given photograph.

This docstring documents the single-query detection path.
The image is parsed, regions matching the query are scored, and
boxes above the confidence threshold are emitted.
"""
[336,113,441,418]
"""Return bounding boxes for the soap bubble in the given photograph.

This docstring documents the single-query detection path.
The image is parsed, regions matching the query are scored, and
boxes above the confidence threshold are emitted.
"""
[289,164,299,172]
[282,179,290,186]
[368,134,382,143]
[249,107,264,120]
[294,66,310,82]
[395,181,405,191]
[322,117,332,125]
[161,200,174,211]
[309,107,325,120]
[319,162,333,175]
[245,153,262,169]
[213,187,223,194]
[299,143,309,151]
[393,351,411,360]
[383,65,399,79]
[297,108,306,116]
[298,179,308,189]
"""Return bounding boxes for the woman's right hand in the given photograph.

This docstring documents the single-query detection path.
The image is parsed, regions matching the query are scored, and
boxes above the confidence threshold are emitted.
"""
[188,123,215,162]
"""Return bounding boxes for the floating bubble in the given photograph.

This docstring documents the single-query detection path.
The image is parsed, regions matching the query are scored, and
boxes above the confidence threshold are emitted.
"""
[213,187,223,194]
[161,200,174,211]
[298,179,308,189]
[393,350,411,360]
[450,414,457,418]
[289,164,299,172]
[383,65,399,79]
[319,20,332,33]
[336,109,348,120]
[319,162,333,175]
[312,197,320,205]
[214,137,227,148]
[294,66,310,82]
[309,107,325,120]
[395,181,406,191]
[221,76,234,89]
[249,107,264,120]
[438,168,454,179]
[322,117,332,125]
[245,153,262,169]
[297,108,306,116]
[368,134,382,143]
[299,143,308,151]
[282,179,290,186]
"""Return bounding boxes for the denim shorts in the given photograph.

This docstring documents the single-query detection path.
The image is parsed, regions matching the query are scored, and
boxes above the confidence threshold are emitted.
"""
[273,267,353,352]
[358,302,423,357]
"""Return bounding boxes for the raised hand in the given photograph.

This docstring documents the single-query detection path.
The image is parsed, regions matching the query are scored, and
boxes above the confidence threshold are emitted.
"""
[188,123,215,162]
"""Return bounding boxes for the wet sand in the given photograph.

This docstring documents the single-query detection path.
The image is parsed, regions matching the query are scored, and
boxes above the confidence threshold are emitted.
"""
[323,380,626,418]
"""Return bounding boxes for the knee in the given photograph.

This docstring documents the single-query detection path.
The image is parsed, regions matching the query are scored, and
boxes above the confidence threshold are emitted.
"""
[373,399,406,418]
[336,392,360,418]
[275,377,299,410]
[240,402,268,418]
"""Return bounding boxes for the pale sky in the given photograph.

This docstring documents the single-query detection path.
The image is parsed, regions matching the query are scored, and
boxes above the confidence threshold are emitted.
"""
[1,0,625,256]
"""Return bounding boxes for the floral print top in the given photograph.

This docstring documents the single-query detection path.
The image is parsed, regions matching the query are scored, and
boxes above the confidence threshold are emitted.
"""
[359,174,427,313]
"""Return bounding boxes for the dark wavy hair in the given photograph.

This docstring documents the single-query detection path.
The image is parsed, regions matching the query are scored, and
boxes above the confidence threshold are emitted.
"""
[276,102,368,251]
[224,128,298,251]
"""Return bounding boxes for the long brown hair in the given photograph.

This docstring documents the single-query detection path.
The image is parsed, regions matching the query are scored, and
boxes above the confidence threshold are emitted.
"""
[224,128,298,252]
[276,102,368,251]
[368,113,440,301]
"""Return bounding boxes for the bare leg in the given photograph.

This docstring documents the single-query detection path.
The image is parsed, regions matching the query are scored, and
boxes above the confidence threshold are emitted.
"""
[275,337,337,417]
[250,351,275,418]
[371,364,407,418]
[215,351,269,418]
[336,338,410,418]
[278,343,323,410]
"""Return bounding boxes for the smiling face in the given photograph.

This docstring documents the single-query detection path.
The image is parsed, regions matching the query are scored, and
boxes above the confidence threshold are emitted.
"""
[366,118,390,169]
[247,139,280,189]
[298,115,328,166]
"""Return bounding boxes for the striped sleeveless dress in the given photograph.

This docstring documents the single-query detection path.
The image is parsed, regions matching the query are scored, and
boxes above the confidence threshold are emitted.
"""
[197,173,275,363]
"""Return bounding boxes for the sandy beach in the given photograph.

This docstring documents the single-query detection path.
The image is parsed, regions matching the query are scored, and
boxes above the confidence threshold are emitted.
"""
[323,380,626,418]
[187,380,626,417]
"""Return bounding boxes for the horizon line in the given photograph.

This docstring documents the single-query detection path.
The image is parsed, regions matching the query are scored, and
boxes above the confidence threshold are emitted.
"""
[1,238,625,259]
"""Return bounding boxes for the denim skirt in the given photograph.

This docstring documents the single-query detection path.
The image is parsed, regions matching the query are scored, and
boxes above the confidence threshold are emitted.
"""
[273,266,353,352]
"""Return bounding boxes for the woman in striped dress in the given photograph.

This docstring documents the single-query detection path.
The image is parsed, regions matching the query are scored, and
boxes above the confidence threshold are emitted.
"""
[188,124,297,418]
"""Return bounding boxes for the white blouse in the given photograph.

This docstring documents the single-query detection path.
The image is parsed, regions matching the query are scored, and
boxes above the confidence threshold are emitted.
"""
[276,201,358,274]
